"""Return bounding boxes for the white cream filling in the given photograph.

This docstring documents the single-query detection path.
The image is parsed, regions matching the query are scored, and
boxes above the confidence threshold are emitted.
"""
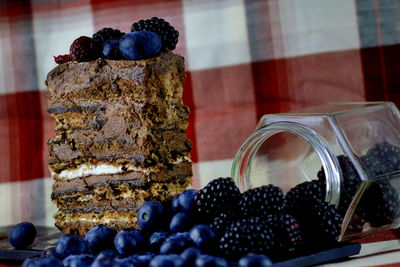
[76,216,133,224]
[52,156,191,180]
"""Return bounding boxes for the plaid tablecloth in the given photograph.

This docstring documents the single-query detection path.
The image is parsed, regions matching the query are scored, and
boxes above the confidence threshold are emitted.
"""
[0,0,400,261]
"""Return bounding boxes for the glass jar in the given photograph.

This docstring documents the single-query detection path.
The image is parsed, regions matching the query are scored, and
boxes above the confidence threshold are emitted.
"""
[232,102,400,241]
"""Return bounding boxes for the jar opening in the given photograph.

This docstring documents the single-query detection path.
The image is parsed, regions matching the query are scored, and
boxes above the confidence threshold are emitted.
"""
[232,121,342,206]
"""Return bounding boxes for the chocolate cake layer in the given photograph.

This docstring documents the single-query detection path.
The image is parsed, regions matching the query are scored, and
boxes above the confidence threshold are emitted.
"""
[50,103,189,132]
[48,130,192,172]
[46,52,185,109]
[53,176,191,211]
[54,209,139,236]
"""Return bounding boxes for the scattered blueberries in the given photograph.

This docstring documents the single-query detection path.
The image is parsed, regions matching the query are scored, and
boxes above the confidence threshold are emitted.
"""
[238,254,273,267]
[55,235,89,259]
[170,212,193,234]
[189,224,216,251]
[176,189,198,213]
[62,254,94,267]
[159,234,190,255]
[22,254,63,267]
[149,254,185,267]
[180,247,202,265]
[114,230,139,256]
[85,224,116,253]
[148,231,169,252]
[119,31,162,60]
[138,201,165,232]
[9,222,36,248]
[195,254,229,267]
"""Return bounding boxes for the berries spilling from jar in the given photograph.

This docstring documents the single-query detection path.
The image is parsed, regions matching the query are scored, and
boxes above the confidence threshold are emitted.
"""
[54,17,179,64]
[21,177,349,266]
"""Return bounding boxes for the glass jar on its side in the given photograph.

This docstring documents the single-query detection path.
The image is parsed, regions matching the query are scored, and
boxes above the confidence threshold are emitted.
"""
[232,102,400,241]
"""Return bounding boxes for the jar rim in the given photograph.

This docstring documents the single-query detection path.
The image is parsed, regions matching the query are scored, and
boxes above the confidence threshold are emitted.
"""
[231,121,342,206]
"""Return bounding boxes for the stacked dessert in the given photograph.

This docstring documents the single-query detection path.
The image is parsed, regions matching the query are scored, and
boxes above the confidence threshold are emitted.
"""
[47,18,192,235]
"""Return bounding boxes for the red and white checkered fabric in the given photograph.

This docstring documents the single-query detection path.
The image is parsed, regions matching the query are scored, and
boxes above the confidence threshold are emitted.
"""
[1,0,400,253]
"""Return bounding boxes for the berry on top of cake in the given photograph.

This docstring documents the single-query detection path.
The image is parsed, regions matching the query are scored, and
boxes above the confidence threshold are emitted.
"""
[54,17,177,64]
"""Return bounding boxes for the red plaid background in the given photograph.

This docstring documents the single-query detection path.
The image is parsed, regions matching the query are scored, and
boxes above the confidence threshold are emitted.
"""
[1,0,400,261]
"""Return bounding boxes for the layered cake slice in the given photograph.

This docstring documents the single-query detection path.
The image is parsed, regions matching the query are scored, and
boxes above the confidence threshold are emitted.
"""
[47,29,192,235]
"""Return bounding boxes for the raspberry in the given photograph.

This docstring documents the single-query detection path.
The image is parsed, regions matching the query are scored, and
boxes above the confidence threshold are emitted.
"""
[219,217,276,259]
[70,36,101,62]
[194,177,241,223]
[131,17,179,51]
[92,27,124,46]
[54,54,72,64]
[361,181,400,227]
[239,184,286,217]
[285,180,325,216]
[265,213,302,254]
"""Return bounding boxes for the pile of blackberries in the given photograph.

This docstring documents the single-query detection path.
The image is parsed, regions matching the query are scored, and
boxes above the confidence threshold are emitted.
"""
[318,142,400,235]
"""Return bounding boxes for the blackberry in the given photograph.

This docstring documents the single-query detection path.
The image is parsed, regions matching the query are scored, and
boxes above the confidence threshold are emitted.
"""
[361,181,400,227]
[361,142,400,177]
[131,17,179,51]
[239,184,286,217]
[219,217,275,259]
[285,180,324,217]
[92,27,125,46]
[345,207,366,235]
[265,213,302,255]
[318,155,362,216]
[298,201,343,247]
[210,212,236,237]
[70,36,101,62]
[194,177,241,223]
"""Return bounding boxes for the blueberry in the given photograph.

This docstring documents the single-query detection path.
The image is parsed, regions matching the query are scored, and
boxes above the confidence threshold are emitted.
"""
[148,231,169,252]
[138,201,165,232]
[96,249,119,259]
[9,222,36,248]
[238,254,273,267]
[22,255,63,267]
[130,229,147,251]
[119,31,162,60]
[170,212,193,234]
[178,189,198,213]
[41,247,59,258]
[55,235,89,259]
[85,224,117,253]
[181,247,202,265]
[91,255,118,267]
[160,235,192,254]
[172,195,180,214]
[103,39,122,59]
[189,224,216,251]
[195,254,228,267]
[149,254,185,267]
[114,257,135,267]
[129,253,156,267]
[62,254,94,267]
[114,230,139,256]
